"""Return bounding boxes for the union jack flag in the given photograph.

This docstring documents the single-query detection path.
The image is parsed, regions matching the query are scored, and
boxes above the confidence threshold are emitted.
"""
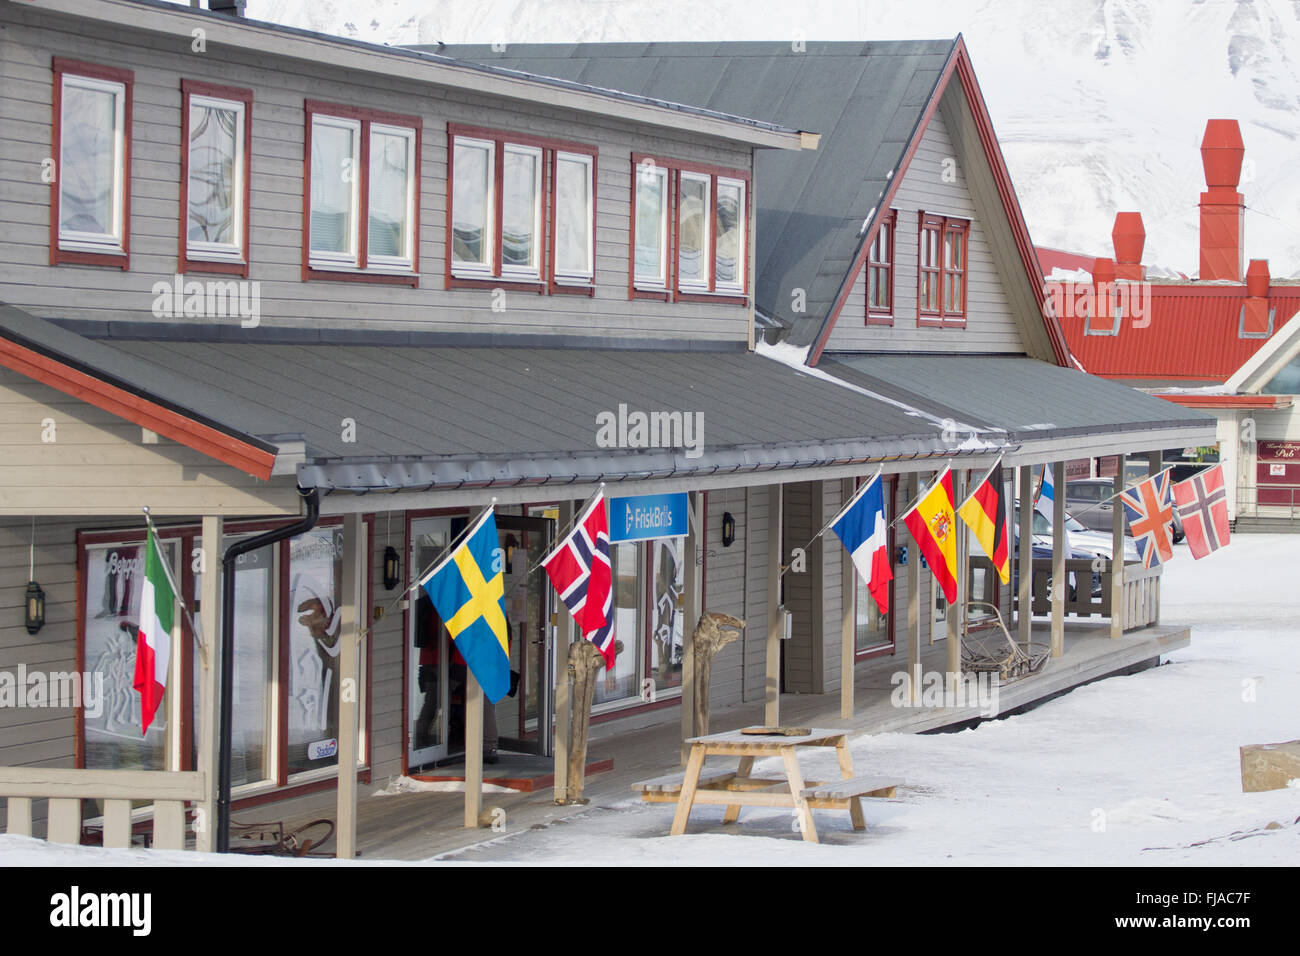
[1172,464,1231,560]
[1120,469,1176,568]
[542,494,615,667]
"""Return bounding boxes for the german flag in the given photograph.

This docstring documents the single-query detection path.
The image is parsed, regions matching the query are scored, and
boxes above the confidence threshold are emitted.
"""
[902,466,959,603]
[957,462,1010,585]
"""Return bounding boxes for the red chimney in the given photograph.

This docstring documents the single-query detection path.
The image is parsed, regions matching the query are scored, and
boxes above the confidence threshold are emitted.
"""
[1111,212,1145,280]
[1199,119,1245,282]
[1089,256,1116,333]
[1242,258,1271,336]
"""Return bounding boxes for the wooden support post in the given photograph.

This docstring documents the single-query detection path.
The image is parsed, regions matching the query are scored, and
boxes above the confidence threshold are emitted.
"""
[680,491,701,763]
[1111,464,1126,638]
[906,474,921,705]
[765,483,782,726]
[196,515,222,853]
[840,480,855,719]
[946,469,964,678]
[552,500,574,803]
[6,797,32,836]
[1051,461,1066,658]
[464,672,484,828]
[1017,466,1033,650]
[335,512,364,858]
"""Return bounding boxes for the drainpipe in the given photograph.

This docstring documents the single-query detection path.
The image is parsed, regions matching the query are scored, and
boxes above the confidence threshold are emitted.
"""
[216,487,320,853]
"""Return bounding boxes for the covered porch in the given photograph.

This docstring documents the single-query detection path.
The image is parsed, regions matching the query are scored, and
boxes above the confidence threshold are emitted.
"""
[237,615,1188,861]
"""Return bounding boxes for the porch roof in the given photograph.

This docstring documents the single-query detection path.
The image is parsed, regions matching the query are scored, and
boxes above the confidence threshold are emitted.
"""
[816,353,1217,461]
[3,311,1217,497]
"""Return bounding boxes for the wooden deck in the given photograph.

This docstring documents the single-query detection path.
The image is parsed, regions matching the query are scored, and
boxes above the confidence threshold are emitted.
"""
[256,620,1189,860]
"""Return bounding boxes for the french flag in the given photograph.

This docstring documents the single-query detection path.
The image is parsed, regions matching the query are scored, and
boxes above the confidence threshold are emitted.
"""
[830,473,893,615]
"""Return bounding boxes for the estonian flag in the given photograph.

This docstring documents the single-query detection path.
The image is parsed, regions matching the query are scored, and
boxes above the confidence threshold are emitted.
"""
[420,508,512,703]
[830,473,893,615]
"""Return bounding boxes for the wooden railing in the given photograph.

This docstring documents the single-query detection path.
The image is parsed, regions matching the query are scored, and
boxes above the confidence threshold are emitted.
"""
[1029,558,1160,631]
[0,768,204,850]
[1120,563,1161,631]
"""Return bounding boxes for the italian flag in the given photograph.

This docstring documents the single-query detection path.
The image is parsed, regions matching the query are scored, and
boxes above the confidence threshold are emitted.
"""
[132,526,177,735]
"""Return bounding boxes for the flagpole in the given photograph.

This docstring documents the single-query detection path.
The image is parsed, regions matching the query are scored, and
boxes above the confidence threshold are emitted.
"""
[818,466,885,539]
[957,455,1003,512]
[778,467,884,578]
[141,507,205,660]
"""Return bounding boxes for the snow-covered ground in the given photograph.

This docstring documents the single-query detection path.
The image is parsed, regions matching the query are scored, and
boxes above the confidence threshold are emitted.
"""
[2,534,1296,866]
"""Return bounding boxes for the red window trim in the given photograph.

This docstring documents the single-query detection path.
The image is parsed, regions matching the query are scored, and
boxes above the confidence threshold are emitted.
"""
[916,211,969,328]
[864,209,897,326]
[50,58,134,270]
[75,516,375,789]
[303,99,422,286]
[446,122,598,295]
[179,79,252,278]
[628,152,751,304]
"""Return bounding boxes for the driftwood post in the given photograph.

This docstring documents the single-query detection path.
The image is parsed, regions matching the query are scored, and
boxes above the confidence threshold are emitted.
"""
[563,640,604,804]
[692,613,745,737]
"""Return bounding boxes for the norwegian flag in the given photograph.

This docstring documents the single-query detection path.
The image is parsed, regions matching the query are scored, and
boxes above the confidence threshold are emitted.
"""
[1173,464,1231,560]
[542,494,615,667]
[1120,470,1176,568]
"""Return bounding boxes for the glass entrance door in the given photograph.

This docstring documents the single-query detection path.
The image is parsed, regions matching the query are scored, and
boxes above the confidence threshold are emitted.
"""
[407,517,452,770]
[494,514,554,756]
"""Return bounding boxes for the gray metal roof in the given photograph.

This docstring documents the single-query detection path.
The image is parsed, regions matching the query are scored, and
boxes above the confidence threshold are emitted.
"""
[89,1,803,146]
[435,41,957,347]
[4,309,1212,497]
[817,354,1215,441]
[0,304,278,454]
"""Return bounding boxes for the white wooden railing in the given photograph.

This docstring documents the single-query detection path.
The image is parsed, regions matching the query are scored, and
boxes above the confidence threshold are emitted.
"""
[1029,558,1161,631]
[1120,563,1161,631]
[0,768,204,850]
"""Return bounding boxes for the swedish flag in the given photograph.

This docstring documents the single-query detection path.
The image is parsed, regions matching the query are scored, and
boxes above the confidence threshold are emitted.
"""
[420,508,511,703]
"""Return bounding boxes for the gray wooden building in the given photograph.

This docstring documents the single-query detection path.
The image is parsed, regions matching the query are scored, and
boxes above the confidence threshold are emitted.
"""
[1,2,1214,857]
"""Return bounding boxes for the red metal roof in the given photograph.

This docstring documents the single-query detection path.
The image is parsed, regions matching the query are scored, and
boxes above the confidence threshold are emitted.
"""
[1056,284,1300,382]
[1035,246,1101,276]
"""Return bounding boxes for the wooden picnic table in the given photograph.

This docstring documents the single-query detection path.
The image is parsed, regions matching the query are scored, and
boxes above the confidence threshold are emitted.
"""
[635,726,901,844]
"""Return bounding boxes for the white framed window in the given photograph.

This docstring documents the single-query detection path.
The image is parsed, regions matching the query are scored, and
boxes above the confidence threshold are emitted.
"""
[309,114,362,268]
[367,123,416,269]
[185,94,246,262]
[501,143,543,279]
[633,162,669,289]
[554,150,594,283]
[451,135,496,277]
[305,102,419,280]
[714,176,746,293]
[676,171,711,290]
[58,73,127,255]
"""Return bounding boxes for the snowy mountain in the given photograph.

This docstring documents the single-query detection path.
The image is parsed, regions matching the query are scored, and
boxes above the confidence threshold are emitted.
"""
[226,0,1300,276]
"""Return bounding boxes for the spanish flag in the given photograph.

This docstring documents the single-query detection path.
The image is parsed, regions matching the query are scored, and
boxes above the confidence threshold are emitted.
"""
[957,462,1010,585]
[902,466,959,604]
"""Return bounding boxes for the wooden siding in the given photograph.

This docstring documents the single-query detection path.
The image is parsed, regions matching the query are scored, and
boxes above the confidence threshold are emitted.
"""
[824,95,1024,355]
[0,9,754,343]
[741,484,771,704]
[701,487,746,711]
[0,368,300,516]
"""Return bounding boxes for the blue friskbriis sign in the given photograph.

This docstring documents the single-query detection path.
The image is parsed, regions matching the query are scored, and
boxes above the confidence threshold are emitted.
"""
[608,493,688,542]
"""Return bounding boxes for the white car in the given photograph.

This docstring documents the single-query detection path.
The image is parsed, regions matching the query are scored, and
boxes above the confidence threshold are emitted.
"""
[1016,501,1140,563]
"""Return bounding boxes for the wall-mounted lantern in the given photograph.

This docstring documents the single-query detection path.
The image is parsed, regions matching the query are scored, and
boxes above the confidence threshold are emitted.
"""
[721,512,736,548]
[383,546,401,591]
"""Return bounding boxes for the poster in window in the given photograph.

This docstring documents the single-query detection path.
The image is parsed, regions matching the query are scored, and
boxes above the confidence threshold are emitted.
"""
[83,541,171,771]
